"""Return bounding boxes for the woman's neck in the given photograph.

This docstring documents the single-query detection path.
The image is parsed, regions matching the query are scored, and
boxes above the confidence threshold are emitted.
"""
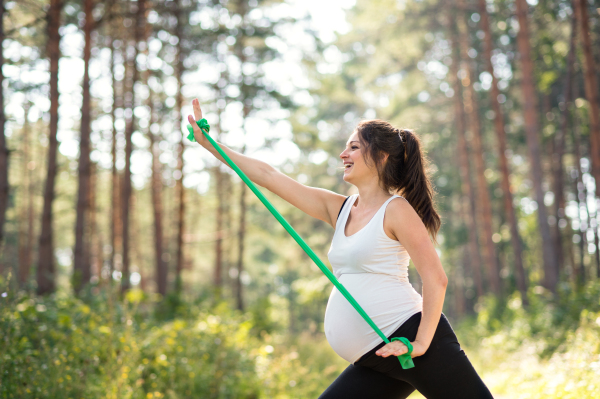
[354,180,392,210]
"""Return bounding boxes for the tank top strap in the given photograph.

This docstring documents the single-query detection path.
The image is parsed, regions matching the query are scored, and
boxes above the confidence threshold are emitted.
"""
[372,195,402,223]
[335,194,358,231]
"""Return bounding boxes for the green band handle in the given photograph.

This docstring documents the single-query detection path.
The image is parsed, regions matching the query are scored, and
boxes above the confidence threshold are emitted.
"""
[391,337,415,369]
[187,119,415,369]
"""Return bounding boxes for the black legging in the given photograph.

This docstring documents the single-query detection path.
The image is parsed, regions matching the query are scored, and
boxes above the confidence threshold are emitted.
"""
[319,312,494,398]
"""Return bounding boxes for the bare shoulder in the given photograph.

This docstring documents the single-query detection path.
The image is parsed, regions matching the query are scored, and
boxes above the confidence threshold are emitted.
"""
[383,196,428,241]
[326,191,351,227]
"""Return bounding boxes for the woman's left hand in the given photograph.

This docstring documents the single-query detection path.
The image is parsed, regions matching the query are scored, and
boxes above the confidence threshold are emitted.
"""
[375,339,428,358]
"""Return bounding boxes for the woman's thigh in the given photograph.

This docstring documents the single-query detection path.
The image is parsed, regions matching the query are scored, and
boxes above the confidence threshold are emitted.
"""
[357,313,494,399]
[319,363,415,399]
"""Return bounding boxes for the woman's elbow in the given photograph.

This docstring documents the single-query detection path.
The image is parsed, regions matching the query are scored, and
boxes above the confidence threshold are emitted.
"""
[439,273,448,288]
[423,271,448,289]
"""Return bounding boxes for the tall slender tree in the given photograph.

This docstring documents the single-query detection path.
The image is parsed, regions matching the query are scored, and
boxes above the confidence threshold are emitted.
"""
[0,0,7,260]
[173,0,187,294]
[575,0,600,198]
[514,0,559,293]
[122,0,146,293]
[552,10,578,279]
[73,0,95,294]
[213,104,225,298]
[148,91,168,296]
[37,0,63,295]
[570,80,589,285]
[214,161,225,296]
[478,0,528,303]
[18,102,33,287]
[89,162,102,282]
[457,0,501,295]
[448,10,484,298]
[108,0,121,283]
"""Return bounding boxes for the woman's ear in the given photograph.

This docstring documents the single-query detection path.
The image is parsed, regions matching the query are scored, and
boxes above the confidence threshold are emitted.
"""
[381,152,390,164]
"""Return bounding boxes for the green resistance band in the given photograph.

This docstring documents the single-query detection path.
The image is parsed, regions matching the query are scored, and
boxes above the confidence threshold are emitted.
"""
[187,119,415,369]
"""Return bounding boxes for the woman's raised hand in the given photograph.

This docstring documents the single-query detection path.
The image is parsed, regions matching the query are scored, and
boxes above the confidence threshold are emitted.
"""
[187,98,209,147]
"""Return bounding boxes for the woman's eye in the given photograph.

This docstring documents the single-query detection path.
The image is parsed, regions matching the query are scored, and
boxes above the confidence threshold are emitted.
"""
[351,146,358,150]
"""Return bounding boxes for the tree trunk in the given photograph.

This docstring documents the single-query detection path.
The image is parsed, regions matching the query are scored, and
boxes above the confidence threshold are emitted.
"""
[18,102,32,287]
[478,0,528,304]
[236,184,247,310]
[109,8,120,284]
[234,0,251,310]
[0,0,8,261]
[514,0,559,293]
[122,0,145,293]
[575,0,600,198]
[212,112,225,298]
[148,96,167,296]
[73,0,94,294]
[551,11,578,284]
[89,162,101,283]
[37,0,62,295]
[214,164,224,295]
[571,80,588,286]
[173,0,186,294]
[222,170,232,286]
[448,10,484,298]
[457,0,501,296]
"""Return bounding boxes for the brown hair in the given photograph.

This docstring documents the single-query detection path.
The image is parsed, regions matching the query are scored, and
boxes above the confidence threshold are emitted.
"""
[356,119,441,243]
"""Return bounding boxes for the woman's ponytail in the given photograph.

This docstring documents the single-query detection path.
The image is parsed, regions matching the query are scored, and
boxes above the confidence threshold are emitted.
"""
[356,120,441,243]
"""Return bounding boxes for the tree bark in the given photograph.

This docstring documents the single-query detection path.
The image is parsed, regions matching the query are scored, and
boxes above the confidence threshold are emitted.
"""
[572,122,590,285]
[108,1,120,284]
[234,0,251,310]
[236,183,247,310]
[553,11,578,282]
[173,0,186,294]
[213,111,225,298]
[18,102,33,287]
[37,0,63,295]
[0,0,8,261]
[89,162,101,283]
[448,10,484,298]
[457,0,501,295]
[148,96,167,296]
[514,0,559,293]
[73,0,95,294]
[570,79,589,285]
[575,0,600,199]
[122,0,145,293]
[478,0,528,304]
[214,164,224,295]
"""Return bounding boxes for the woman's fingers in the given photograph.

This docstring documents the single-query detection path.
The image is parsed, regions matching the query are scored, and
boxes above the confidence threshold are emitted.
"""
[188,114,203,144]
[188,115,198,131]
[192,98,203,120]
[376,342,408,357]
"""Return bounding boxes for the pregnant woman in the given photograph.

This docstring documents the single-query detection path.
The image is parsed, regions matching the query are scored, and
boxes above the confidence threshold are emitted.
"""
[187,98,493,398]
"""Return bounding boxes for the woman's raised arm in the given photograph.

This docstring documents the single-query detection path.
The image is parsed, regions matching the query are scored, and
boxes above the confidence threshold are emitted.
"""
[187,98,347,228]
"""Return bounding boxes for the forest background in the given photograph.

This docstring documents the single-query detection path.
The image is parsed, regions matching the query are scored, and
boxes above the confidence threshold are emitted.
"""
[1,0,600,397]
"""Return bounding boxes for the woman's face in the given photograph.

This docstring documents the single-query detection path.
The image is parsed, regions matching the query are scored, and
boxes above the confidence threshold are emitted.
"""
[339,131,378,184]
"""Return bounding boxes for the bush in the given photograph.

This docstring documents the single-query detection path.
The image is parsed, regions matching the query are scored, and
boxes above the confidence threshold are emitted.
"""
[0,284,262,398]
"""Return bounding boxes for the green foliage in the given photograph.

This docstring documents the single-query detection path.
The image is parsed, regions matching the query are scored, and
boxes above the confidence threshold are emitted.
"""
[0,279,346,398]
[455,280,600,398]
[0,284,259,398]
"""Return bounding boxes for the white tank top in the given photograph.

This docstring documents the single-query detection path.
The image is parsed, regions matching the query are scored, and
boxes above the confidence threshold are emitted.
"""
[324,194,423,364]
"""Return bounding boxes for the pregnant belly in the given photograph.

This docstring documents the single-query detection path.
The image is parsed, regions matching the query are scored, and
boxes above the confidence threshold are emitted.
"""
[324,273,423,363]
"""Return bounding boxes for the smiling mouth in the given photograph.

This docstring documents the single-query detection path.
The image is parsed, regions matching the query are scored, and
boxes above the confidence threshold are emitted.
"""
[344,164,353,171]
